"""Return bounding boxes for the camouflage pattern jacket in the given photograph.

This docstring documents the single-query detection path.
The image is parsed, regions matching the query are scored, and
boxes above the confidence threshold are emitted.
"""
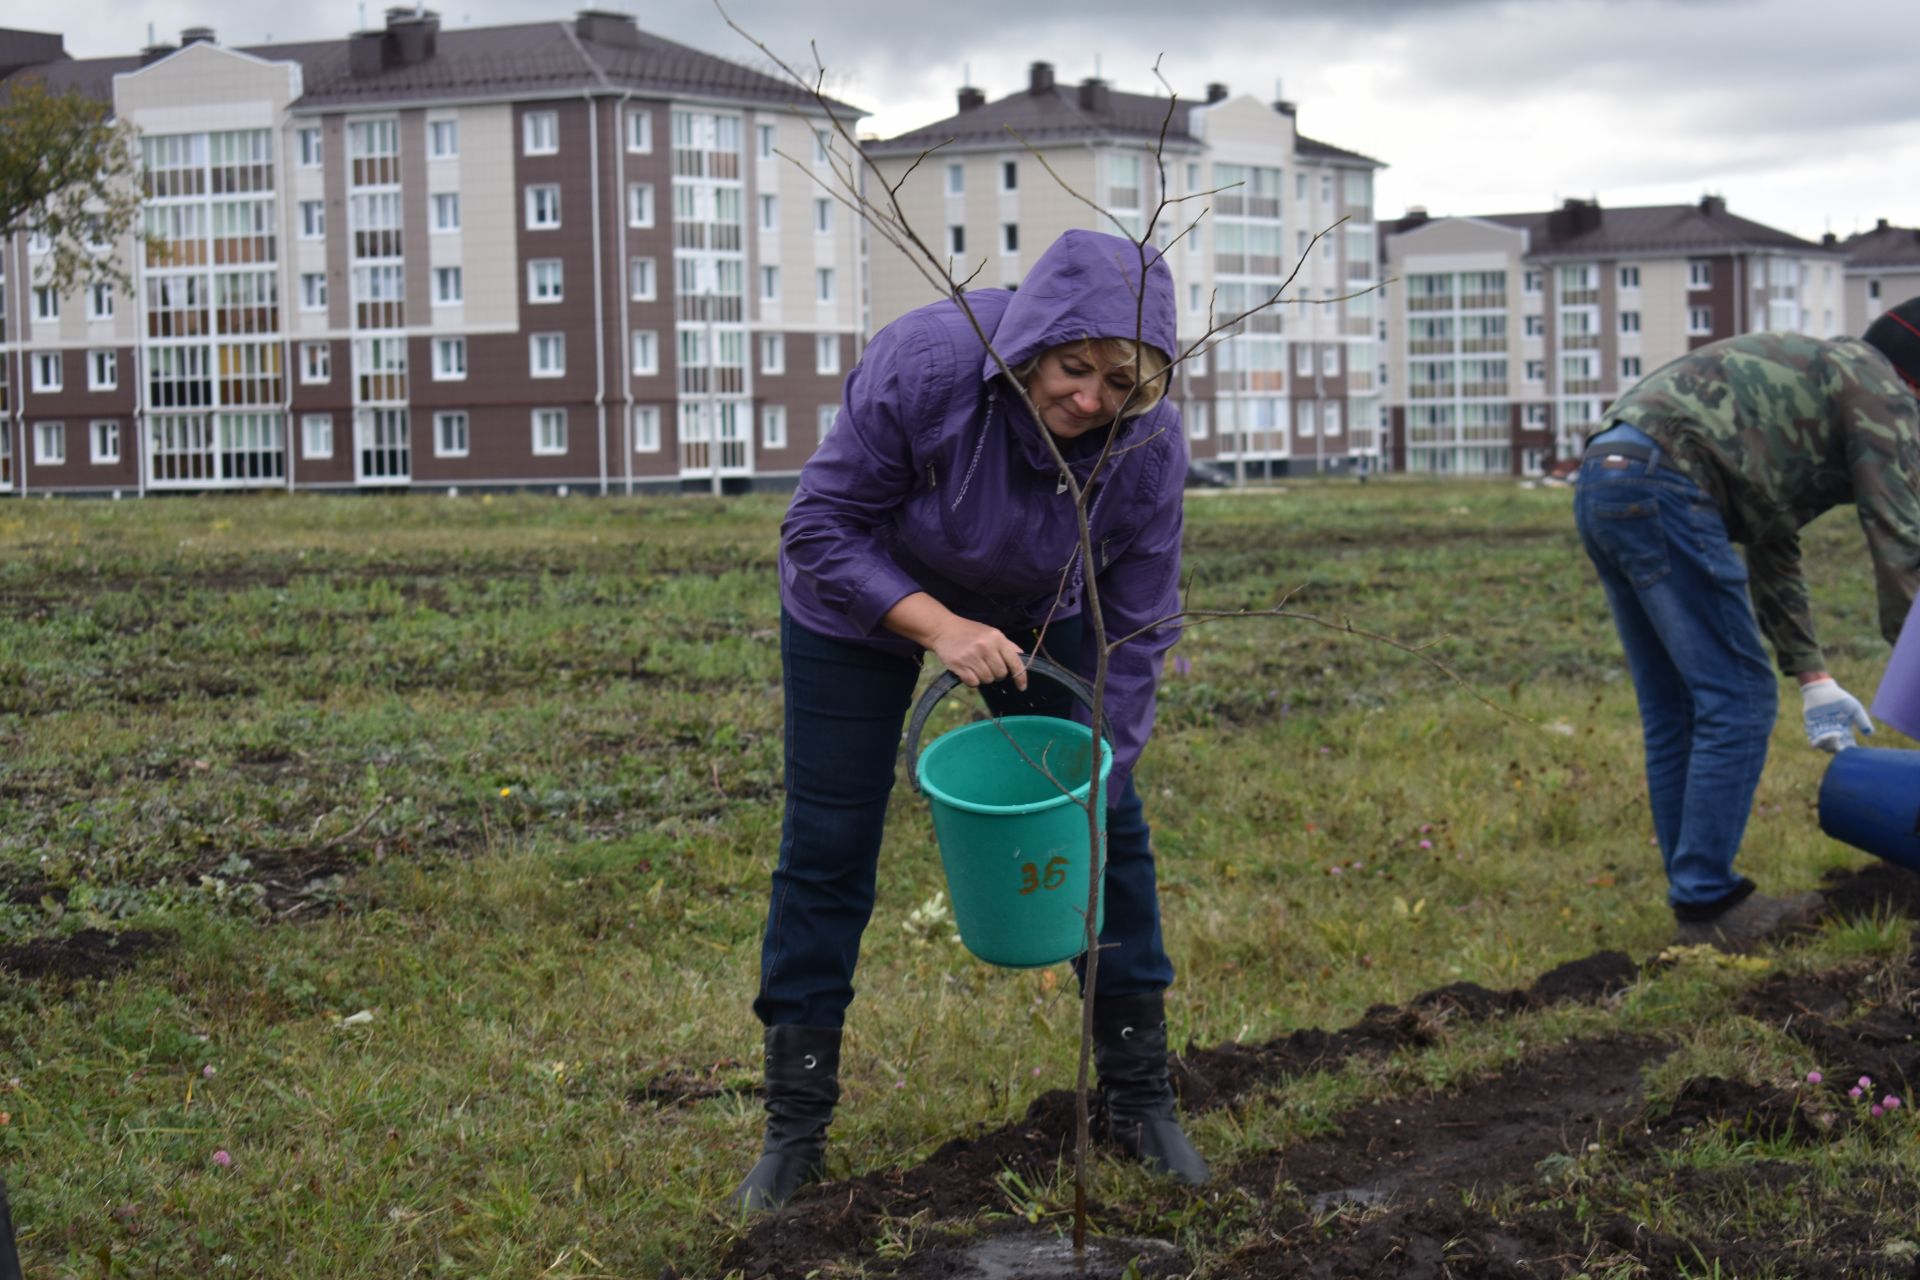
[1608,332,1920,676]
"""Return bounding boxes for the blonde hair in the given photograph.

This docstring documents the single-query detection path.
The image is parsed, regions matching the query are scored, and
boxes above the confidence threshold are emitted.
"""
[1014,337,1172,419]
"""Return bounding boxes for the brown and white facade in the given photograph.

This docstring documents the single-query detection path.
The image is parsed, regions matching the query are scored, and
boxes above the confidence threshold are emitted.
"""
[1834,219,1920,334]
[1380,197,1848,476]
[0,10,865,496]
[864,66,1385,476]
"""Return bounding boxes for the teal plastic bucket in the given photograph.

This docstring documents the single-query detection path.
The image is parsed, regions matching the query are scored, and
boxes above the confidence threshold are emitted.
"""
[1818,748,1920,871]
[916,714,1111,968]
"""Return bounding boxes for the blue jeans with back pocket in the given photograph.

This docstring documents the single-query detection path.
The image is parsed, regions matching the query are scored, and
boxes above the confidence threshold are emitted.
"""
[1574,439,1777,912]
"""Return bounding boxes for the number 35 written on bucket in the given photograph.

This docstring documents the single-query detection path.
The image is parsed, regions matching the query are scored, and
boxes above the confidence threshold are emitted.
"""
[1019,855,1071,895]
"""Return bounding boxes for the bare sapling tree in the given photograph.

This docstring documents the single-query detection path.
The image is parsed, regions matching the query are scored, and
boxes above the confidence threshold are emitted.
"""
[721,5,1502,1253]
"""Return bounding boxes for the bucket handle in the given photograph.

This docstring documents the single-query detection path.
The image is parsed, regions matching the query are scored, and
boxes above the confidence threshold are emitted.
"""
[903,653,1112,795]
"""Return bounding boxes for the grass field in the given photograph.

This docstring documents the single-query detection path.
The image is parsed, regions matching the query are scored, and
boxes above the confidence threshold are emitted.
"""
[0,479,1912,1278]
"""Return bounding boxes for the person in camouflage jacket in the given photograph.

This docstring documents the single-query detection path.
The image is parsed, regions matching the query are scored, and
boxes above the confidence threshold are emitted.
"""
[1573,297,1920,949]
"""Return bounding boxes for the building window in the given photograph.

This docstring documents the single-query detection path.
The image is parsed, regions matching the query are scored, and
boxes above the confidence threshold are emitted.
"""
[432,337,467,381]
[628,183,654,228]
[1321,173,1333,204]
[1869,279,1882,300]
[756,123,774,159]
[948,225,965,255]
[432,193,460,232]
[629,256,656,301]
[759,333,784,373]
[32,287,57,322]
[1322,344,1340,376]
[632,330,659,376]
[818,405,838,439]
[87,349,117,391]
[1619,264,1640,289]
[1525,360,1545,381]
[34,422,64,465]
[87,283,114,320]
[813,197,833,234]
[297,128,323,167]
[1620,356,1642,380]
[1187,402,1209,441]
[301,273,328,311]
[761,265,780,300]
[1523,270,1542,294]
[1688,260,1712,288]
[526,185,561,230]
[1001,223,1018,254]
[634,404,661,452]
[433,267,463,306]
[816,269,834,303]
[946,163,964,195]
[1296,172,1308,202]
[90,419,119,465]
[1324,402,1341,436]
[31,353,61,393]
[1294,343,1313,376]
[528,259,563,303]
[762,404,788,450]
[433,411,469,458]
[1000,160,1017,192]
[627,109,652,153]
[816,334,840,375]
[299,200,326,239]
[298,342,330,384]
[530,332,565,377]
[1687,306,1713,334]
[1524,314,1545,337]
[428,119,458,159]
[813,129,831,165]
[759,193,778,232]
[1524,404,1549,428]
[523,110,558,156]
[302,414,333,459]
[532,408,567,456]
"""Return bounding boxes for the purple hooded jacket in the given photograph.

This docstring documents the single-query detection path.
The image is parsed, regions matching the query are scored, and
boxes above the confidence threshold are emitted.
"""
[780,229,1186,793]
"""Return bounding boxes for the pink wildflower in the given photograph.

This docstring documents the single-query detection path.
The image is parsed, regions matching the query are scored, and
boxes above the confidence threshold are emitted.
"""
[212,1150,233,1167]
[1328,865,1343,876]
[202,1065,216,1080]
[1860,1076,1874,1090]
[1850,1086,1864,1100]
[1873,1105,1886,1117]
[1806,1071,1823,1085]
[1418,839,1434,851]
[1884,1095,1902,1111]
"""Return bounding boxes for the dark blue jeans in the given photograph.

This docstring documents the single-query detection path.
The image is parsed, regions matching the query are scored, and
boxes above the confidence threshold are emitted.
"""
[753,610,1174,1028]
[1574,427,1777,912]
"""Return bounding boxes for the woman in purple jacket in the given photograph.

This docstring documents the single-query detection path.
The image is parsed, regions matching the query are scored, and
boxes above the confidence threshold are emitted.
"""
[731,230,1203,1210]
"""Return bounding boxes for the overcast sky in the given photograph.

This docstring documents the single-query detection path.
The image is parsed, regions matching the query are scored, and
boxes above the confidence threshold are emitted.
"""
[32,0,1920,244]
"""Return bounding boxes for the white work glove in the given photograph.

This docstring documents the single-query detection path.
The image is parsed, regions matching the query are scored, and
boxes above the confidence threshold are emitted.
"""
[1801,677,1873,753]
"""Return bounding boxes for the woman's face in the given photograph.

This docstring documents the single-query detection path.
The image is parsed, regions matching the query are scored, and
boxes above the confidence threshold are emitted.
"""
[1025,344,1143,440]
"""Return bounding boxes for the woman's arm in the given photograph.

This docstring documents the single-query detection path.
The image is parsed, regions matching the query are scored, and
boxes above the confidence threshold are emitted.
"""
[882,592,1029,690]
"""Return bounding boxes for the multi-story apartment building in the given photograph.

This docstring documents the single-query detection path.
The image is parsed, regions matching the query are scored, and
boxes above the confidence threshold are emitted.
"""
[1380,197,1847,476]
[1832,219,1920,333]
[0,10,864,496]
[864,65,1385,476]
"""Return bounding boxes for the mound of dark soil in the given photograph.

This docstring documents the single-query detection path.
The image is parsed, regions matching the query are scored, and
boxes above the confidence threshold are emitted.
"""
[1822,862,1920,922]
[0,928,171,981]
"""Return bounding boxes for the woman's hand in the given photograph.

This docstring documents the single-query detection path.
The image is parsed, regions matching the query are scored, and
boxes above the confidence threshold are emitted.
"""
[928,618,1029,690]
[882,593,1028,690]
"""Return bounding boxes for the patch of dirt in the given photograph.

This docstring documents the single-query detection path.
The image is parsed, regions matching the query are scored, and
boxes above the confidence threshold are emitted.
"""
[1227,1036,1668,1211]
[1821,862,1920,922]
[633,1059,755,1107]
[1740,945,1920,1097]
[0,928,172,981]
[884,1226,1189,1280]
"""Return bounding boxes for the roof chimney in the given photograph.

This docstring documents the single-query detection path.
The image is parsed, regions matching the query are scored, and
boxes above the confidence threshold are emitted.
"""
[1877,217,1891,231]
[576,9,640,48]
[957,85,985,111]
[348,28,387,76]
[384,6,438,64]
[1028,61,1054,95]
[1273,98,1296,119]
[1547,197,1603,239]
[179,26,216,45]
[140,42,178,65]
[1698,193,1726,217]
[1400,206,1431,231]
[1078,77,1110,113]
[1822,231,1838,247]
[1205,82,1228,103]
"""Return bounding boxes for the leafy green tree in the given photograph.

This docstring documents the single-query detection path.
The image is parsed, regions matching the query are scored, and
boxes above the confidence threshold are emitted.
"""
[0,77,144,293]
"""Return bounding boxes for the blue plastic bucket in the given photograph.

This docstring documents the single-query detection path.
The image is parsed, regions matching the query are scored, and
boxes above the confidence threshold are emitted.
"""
[1818,748,1920,871]
[904,656,1114,969]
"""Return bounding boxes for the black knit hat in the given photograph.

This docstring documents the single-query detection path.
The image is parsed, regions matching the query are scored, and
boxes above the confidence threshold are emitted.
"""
[1863,296,1920,393]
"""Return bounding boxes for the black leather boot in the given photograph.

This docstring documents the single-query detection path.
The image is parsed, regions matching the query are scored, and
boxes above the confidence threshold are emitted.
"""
[0,1178,21,1280]
[1092,992,1209,1185]
[728,1025,841,1212]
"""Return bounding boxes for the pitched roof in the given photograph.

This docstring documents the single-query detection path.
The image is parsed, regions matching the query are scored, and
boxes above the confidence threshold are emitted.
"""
[865,75,1381,168]
[1387,199,1832,259]
[1840,221,1920,271]
[0,18,858,117]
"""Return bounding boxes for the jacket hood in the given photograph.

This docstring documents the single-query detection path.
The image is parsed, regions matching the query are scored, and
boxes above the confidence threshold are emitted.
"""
[983,229,1178,381]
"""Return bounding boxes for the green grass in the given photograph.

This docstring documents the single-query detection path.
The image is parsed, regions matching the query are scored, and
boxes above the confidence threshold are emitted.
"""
[0,479,1911,1276]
